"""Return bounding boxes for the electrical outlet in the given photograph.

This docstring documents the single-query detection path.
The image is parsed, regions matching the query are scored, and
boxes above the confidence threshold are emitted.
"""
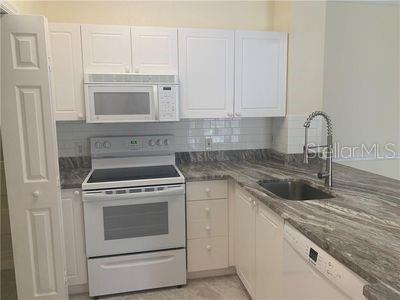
[205,137,213,151]
[74,141,84,155]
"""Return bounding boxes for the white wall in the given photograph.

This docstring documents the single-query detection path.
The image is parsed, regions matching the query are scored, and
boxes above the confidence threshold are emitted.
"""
[323,1,400,180]
[56,118,272,157]
[12,1,274,30]
[271,1,327,154]
[286,1,326,115]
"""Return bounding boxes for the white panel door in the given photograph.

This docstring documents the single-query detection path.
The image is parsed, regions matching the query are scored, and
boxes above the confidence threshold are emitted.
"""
[132,27,178,74]
[235,187,256,298]
[49,23,85,121]
[61,189,87,286]
[255,202,284,300]
[1,15,67,300]
[179,28,234,118]
[81,24,131,73]
[235,31,287,117]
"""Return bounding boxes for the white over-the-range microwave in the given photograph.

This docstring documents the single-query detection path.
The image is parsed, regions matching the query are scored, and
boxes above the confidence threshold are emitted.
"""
[84,73,179,123]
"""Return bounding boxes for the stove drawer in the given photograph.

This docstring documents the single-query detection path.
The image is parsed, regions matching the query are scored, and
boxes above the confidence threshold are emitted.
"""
[87,249,186,297]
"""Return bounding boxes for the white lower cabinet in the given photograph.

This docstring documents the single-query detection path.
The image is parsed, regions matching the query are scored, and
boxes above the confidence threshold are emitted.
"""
[61,189,87,287]
[187,237,228,272]
[255,199,284,300]
[186,180,229,273]
[235,185,284,300]
[235,186,256,298]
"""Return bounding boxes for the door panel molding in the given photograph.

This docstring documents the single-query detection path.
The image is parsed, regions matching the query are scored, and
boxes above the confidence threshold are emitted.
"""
[1,14,67,300]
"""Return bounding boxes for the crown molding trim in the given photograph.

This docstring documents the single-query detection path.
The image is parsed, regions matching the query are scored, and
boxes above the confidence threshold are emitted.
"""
[0,0,19,15]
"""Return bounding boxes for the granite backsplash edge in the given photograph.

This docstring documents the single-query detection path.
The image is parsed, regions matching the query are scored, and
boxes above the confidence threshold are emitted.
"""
[59,148,323,171]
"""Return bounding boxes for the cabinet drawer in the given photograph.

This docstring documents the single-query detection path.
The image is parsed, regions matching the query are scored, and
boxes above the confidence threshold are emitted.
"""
[187,237,228,272]
[186,180,228,201]
[187,199,228,239]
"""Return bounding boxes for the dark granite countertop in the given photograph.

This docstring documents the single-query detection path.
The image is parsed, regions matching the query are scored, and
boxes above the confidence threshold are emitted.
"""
[60,168,90,189]
[178,160,400,300]
[59,154,400,300]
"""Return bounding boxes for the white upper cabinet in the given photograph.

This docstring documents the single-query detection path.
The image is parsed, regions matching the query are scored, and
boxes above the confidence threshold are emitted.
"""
[131,27,178,74]
[49,23,85,121]
[81,24,132,73]
[179,28,234,118]
[234,31,287,117]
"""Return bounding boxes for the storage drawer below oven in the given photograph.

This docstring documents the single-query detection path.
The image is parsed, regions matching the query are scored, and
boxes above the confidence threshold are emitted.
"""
[87,249,186,297]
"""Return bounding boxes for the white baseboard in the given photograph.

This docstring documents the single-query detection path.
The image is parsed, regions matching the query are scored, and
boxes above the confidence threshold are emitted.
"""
[187,266,236,280]
[68,267,237,295]
[68,283,88,295]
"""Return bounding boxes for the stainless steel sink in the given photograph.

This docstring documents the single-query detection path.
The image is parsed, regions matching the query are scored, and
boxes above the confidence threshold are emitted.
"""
[258,179,334,201]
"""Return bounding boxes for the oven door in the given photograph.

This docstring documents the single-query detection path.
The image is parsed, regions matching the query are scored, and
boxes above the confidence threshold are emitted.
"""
[83,184,185,257]
[85,84,158,123]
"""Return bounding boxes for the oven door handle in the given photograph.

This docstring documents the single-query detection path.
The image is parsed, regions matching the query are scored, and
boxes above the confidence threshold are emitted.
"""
[82,185,185,202]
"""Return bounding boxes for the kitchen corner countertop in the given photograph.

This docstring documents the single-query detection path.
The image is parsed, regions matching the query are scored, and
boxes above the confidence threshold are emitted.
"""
[60,168,90,190]
[59,159,400,300]
[178,160,400,300]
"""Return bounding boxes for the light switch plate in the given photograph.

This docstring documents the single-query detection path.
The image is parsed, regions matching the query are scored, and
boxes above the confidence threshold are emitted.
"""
[205,137,212,151]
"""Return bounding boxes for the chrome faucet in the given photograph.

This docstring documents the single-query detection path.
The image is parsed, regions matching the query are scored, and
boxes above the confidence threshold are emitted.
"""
[303,111,333,187]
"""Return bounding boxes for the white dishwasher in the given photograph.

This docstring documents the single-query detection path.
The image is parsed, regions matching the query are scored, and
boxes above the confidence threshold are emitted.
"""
[283,224,367,300]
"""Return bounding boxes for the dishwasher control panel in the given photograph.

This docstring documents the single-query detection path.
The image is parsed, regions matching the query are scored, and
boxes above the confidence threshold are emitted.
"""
[284,224,367,299]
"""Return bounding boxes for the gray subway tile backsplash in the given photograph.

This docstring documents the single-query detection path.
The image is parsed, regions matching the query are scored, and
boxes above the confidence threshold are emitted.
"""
[56,118,273,157]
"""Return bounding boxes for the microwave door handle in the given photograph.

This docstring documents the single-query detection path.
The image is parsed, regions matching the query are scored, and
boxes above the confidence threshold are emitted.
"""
[82,185,184,202]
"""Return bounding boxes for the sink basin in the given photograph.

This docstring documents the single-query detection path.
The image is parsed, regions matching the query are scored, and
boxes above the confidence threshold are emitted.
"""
[258,179,334,201]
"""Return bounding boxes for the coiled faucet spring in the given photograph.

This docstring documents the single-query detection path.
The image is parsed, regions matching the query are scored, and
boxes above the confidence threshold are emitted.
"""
[303,111,334,187]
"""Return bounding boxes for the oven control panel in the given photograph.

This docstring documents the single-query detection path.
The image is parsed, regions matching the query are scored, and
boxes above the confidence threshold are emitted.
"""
[91,135,175,156]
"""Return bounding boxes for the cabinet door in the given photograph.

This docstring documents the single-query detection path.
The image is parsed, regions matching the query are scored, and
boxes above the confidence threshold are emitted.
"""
[81,24,131,73]
[132,27,178,74]
[235,187,256,298]
[61,189,87,286]
[235,31,287,117]
[255,202,284,300]
[49,23,85,121]
[179,28,234,118]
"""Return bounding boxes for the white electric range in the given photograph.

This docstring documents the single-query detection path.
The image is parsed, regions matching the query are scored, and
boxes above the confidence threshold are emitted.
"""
[82,135,186,298]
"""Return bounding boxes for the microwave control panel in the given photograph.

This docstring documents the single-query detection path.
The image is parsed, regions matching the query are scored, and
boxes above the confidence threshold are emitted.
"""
[158,85,179,122]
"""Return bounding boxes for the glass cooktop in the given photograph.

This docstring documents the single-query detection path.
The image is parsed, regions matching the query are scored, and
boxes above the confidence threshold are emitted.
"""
[87,165,180,183]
